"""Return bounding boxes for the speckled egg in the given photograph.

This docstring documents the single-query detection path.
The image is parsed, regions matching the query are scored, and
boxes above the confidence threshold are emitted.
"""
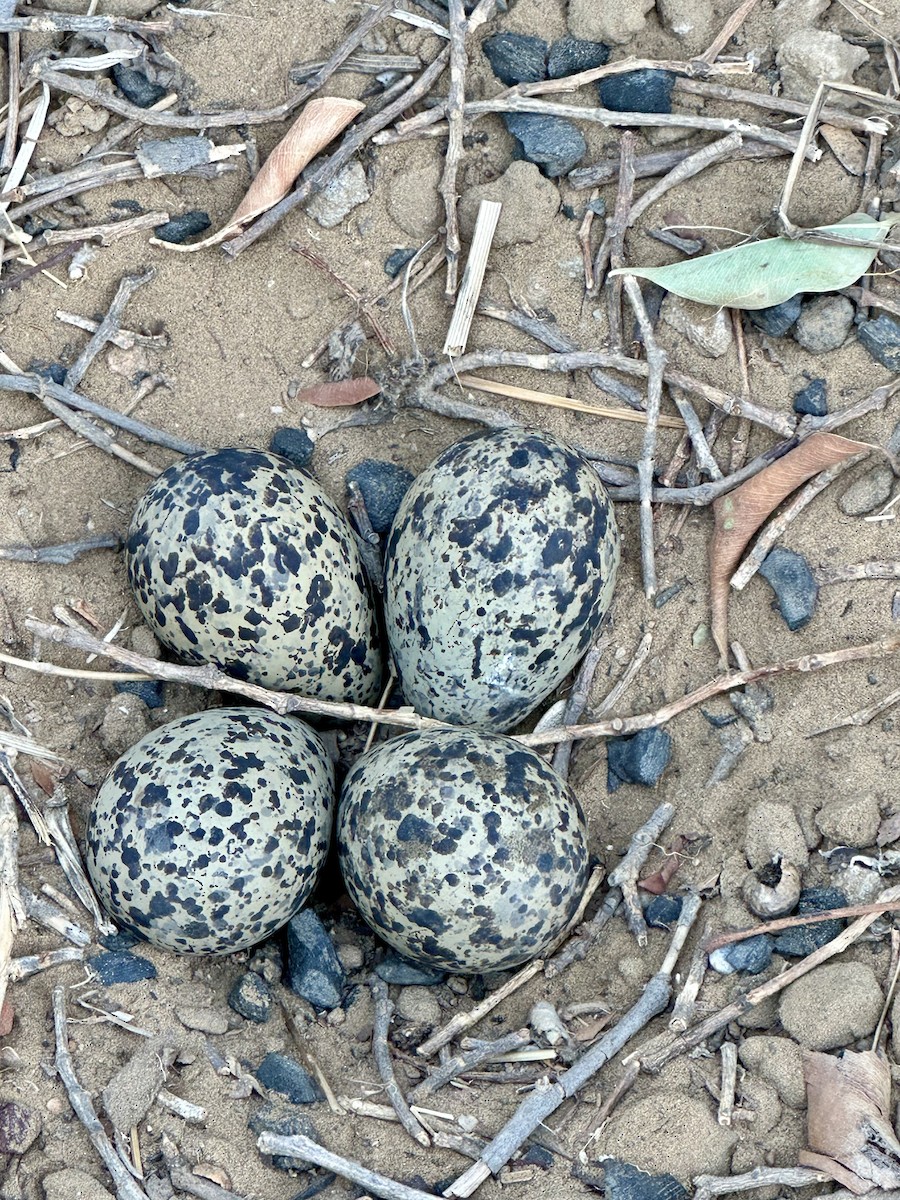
[126,448,382,702]
[383,429,619,732]
[337,729,589,973]
[85,707,334,954]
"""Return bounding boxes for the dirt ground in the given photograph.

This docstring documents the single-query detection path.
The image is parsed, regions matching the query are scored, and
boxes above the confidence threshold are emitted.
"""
[1,0,900,1198]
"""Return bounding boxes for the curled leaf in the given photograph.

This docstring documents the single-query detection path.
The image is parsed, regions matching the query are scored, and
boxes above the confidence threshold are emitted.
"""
[710,432,871,663]
[800,1049,900,1194]
[611,214,898,309]
[294,377,381,407]
[154,96,364,253]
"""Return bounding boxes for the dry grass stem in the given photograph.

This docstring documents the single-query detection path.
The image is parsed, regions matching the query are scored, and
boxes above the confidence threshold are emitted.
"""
[443,200,502,356]
[455,374,683,427]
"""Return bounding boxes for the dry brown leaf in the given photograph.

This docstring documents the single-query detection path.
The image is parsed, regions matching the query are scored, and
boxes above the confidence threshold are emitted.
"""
[30,763,58,797]
[154,96,363,253]
[294,377,381,408]
[710,433,871,663]
[638,834,691,895]
[800,1049,900,1194]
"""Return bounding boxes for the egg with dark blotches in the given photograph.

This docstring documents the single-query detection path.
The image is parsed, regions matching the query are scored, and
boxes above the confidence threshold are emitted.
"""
[383,429,619,732]
[337,729,589,973]
[125,448,382,702]
[85,707,334,955]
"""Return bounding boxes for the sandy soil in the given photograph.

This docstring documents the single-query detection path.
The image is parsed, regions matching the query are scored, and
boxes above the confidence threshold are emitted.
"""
[1,1,899,1198]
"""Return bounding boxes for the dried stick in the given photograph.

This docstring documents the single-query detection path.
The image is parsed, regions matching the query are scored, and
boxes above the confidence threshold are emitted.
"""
[570,141,789,190]
[224,48,450,257]
[674,78,881,134]
[0,753,50,843]
[457,373,682,427]
[591,630,654,722]
[293,244,395,355]
[731,452,870,590]
[11,946,83,980]
[160,1134,246,1200]
[671,391,721,480]
[369,977,430,1147]
[417,959,544,1058]
[622,275,667,600]
[627,132,742,228]
[42,211,169,247]
[445,894,702,1197]
[694,1167,831,1200]
[55,310,167,351]
[545,887,621,979]
[37,392,158,476]
[0,786,24,1016]
[21,886,89,947]
[816,560,900,585]
[552,637,610,777]
[53,986,152,1200]
[441,0,466,299]
[717,1042,738,1126]
[443,200,502,356]
[25,617,900,749]
[1,32,19,174]
[704,896,900,953]
[669,921,710,1032]
[66,270,154,390]
[807,687,900,737]
[699,0,761,63]
[45,788,115,934]
[256,1134,436,1200]
[0,534,120,564]
[607,802,676,946]
[2,13,168,33]
[593,132,635,302]
[408,1029,531,1103]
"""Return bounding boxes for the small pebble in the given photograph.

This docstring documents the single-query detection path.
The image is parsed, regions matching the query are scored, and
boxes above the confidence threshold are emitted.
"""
[758,547,818,632]
[112,64,167,108]
[482,32,547,85]
[774,886,847,957]
[90,950,157,985]
[660,294,733,358]
[154,211,211,244]
[776,29,868,105]
[396,986,442,1028]
[503,112,586,177]
[176,1006,229,1035]
[748,295,802,337]
[793,294,854,353]
[838,465,895,516]
[0,1103,40,1155]
[248,942,283,984]
[255,1052,323,1105]
[345,459,415,534]
[250,1100,317,1172]
[518,1145,554,1170]
[228,972,272,1023]
[99,693,153,758]
[645,894,683,930]
[598,69,676,114]
[270,426,315,470]
[709,933,774,975]
[285,910,345,1010]
[446,975,468,995]
[384,247,417,278]
[792,377,827,416]
[548,36,610,78]
[336,942,365,972]
[816,794,880,848]
[607,727,672,791]
[858,314,900,371]
[375,951,446,986]
[114,678,165,709]
[306,161,370,229]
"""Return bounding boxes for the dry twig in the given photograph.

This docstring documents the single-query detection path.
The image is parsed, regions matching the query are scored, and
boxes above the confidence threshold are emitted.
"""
[607,803,676,946]
[370,977,430,1147]
[440,0,466,299]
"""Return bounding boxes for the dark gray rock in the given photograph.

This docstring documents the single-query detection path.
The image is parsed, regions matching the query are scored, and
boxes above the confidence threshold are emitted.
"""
[607,727,672,791]
[250,1099,317,1172]
[270,426,315,470]
[482,33,548,85]
[0,1102,40,1154]
[792,377,827,416]
[595,1158,687,1200]
[548,36,610,78]
[285,910,345,1010]
[774,887,847,957]
[114,679,165,709]
[598,69,675,114]
[154,211,211,244]
[858,314,900,370]
[518,1145,554,1169]
[228,971,272,1023]
[374,951,446,985]
[28,359,67,385]
[709,934,773,975]
[346,459,415,534]
[758,547,818,632]
[113,64,167,108]
[645,894,683,930]
[503,113,586,177]
[384,247,417,278]
[255,1053,324,1105]
[90,950,157,985]
[748,295,802,337]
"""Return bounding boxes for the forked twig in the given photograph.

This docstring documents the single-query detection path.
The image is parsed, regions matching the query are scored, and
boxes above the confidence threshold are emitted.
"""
[606,802,676,946]
[369,977,430,1147]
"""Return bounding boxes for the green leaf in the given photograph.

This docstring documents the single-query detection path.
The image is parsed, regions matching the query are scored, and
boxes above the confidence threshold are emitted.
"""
[610,213,897,310]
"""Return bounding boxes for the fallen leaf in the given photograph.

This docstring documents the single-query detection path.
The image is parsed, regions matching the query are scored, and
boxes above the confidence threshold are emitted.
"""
[30,763,58,797]
[638,834,690,894]
[800,1049,900,1193]
[155,96,364,253]
[66,598,103,630]
[0,1000,14,1037]
[821,125,867,177]
[193,1164,232,1189]
[294,377,381,407]
[571,1012,613,1043]
[611,213,897,310]
[878,812,900,847]
[709,432,871,663]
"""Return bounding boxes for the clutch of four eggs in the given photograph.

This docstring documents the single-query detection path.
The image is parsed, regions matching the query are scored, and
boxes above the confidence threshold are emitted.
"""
[86,430,620,970]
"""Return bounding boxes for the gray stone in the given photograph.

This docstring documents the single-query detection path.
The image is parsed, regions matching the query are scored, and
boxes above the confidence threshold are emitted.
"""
[249,1100,317,1173]
[503,113,586,177]
[103,1036,174,1130]
[228,971,272,1023]
[336,942,365,972]
[793,294,855,353]
[838,465,895,516]
[656,0,717,53]
[758,547,818,632]
[777,30,868,104]
[175,1006,229,1035]
[0,1102,40,1154]
[286,909,345,1010]
[43,1169,115,1200]
[99,692,152,758]
[779,962,882,1049]
[745,801,809,870]
[738,1036,806,1109]
[816,794,880,847]
[482,33,547,85]
[858,315,900,371]
[396,985,441,1028]
[459,162,559,248]
[568,0,654,44]
[255,1052,323,1104]
[374,952,445,986]
[306,162,370,229]
[660,294,733,357]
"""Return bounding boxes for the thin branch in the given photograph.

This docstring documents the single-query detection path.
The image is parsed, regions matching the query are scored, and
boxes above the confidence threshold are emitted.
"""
[807,687,900,737]
[1,33,20,174]
[592,133,635,302]
[2,13,169,33]
[704,896,900,953]
[699,0,762,64]
[369,977,430,1147]
[0,534,120,564]
[441,0,466,299]
[674,78,885,134]
[416,959,544,1059]
[606,802,676,946]
[293,244,395,355]
[627,132,742,228]
[669,921,711,1032]
[66,270,154,391]
[552,636,610,778]
[256,1134,435,1200]
[407,1029,531,1103]
[816,560,900,584]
